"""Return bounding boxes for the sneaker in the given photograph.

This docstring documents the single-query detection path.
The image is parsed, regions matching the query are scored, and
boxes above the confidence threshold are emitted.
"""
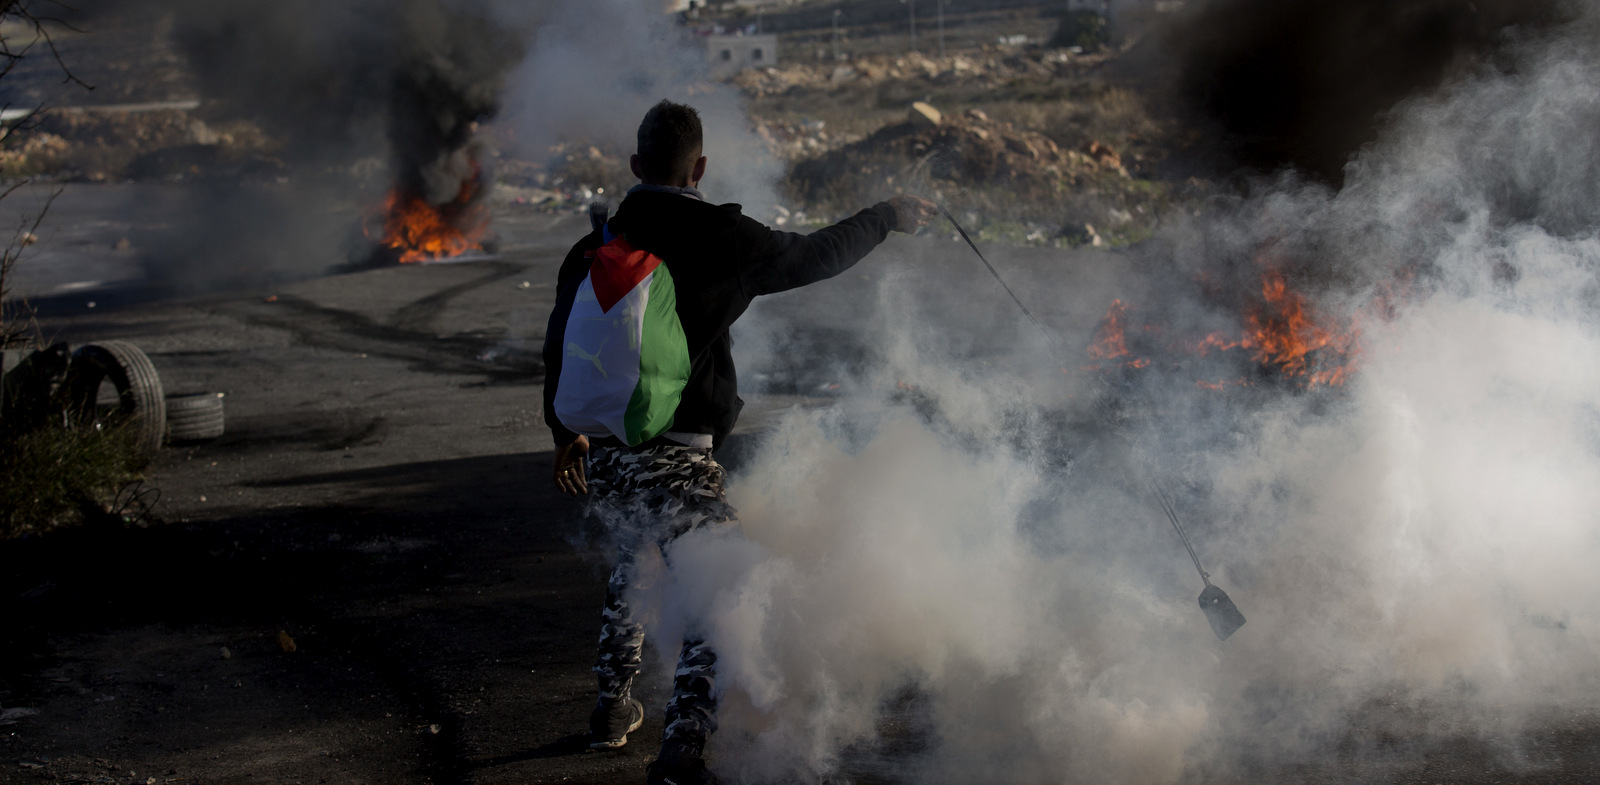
[645,749,719,785]
[588,697,644,750]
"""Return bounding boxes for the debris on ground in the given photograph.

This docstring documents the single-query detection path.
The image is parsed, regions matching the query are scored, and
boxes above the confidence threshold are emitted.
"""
[720,39,1189,245]
[798,106,1093,193]
[730,47,1105,99]
[492,141,632,212]
[787,101,1153,242]
[908,101,942,128]
[0,109,281,182]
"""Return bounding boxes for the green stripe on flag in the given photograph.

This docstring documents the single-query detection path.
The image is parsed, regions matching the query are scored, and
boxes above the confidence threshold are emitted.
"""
[623,265,691,444]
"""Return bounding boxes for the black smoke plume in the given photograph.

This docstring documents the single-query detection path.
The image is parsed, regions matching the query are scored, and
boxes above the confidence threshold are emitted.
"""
[169,0,521,199]
[66,0,529,286]
[1163,0,1572,184]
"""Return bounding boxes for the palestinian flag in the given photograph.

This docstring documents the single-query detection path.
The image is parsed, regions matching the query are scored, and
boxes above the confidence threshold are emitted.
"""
[553,234,691,445]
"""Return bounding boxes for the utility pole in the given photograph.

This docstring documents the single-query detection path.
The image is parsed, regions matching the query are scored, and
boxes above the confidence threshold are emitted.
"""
[756,7,762,34]
[936,0,945,57]
[909,0,916,44]
[832,8,841,61]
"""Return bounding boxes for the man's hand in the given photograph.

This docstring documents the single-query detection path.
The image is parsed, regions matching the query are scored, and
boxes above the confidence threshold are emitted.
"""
[887,194,939,233]
[553,434,590,496]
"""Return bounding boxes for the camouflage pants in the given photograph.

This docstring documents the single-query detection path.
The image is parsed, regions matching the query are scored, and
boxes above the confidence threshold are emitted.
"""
[588,443,736,757]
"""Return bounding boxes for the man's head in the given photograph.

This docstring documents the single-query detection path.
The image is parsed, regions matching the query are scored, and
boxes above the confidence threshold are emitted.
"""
[632,99,707,187]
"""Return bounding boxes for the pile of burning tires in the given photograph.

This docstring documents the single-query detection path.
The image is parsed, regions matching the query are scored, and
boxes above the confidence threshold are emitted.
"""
[1,340,224,459]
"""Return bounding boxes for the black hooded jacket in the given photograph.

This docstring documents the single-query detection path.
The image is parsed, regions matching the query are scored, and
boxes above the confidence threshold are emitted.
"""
[543,189,898,450]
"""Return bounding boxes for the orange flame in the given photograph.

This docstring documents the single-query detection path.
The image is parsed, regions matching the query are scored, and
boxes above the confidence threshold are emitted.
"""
[366,162,488,263]
[1196,379,1249,391]
[1088,299,1132,360]
[1082,300,1152,370]
[1086,269,1361,389]
[1238,270,1359,386]
[368,188,487,263]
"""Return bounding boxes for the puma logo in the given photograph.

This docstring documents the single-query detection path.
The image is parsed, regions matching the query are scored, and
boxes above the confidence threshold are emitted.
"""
[568,340,608,378]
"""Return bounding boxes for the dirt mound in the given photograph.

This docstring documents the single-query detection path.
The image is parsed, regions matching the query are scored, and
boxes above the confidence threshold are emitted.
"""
[790,105,1128,211]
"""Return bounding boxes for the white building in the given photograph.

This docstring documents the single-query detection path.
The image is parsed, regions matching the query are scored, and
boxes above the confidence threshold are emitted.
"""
[704,34,778,79]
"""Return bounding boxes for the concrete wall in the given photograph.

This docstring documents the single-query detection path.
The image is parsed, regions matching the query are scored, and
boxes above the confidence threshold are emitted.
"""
[704,33,779,78]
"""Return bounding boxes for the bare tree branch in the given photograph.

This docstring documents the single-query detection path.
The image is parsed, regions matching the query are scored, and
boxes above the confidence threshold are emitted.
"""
[0,0,91,347]
[0,185,61,348]
[8,0,94,90]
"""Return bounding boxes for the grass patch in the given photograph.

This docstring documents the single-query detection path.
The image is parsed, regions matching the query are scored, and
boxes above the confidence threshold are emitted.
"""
[0,420,144,540]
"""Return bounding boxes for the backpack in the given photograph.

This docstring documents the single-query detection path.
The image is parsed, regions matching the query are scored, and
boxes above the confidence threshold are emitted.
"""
[552,222,691,445]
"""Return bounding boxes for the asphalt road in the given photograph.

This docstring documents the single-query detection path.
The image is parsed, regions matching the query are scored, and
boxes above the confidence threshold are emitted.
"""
[5,201,654,785]
[3,190,1093,785]
[4,187,1599,785]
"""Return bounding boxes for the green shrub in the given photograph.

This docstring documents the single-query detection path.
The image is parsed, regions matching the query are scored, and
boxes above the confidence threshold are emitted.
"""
[0,420,143,539]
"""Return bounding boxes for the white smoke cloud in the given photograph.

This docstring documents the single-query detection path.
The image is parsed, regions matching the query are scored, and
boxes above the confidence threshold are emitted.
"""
[618,8,1600,784]
[498,0,782,216]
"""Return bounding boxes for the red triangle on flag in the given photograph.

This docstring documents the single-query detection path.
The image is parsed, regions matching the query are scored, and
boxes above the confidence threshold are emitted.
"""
[590,237,664,312]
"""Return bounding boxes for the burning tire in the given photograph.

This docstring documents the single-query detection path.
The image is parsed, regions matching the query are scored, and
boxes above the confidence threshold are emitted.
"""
[62,341,166,458]
[164,392,225,443]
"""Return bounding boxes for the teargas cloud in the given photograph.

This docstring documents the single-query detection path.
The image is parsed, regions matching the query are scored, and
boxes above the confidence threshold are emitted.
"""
[630,4,1600,784]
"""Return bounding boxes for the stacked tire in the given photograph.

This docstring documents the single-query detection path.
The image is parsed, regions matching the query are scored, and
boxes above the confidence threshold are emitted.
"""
[164,392,226,444]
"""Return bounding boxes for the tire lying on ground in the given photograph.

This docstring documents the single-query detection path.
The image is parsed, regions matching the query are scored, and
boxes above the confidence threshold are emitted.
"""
[61,340,166,458]
[164,392,225,443]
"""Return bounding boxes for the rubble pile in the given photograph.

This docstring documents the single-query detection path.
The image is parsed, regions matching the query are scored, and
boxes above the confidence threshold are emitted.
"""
[790,104,1129,209]
[731,47,1105,99]
[777,100,1172,245]
[720,30,1188,247]
[753,118,866,160]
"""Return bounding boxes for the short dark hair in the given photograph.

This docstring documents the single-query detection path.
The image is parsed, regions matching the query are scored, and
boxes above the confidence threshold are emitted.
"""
[636,100,703,182]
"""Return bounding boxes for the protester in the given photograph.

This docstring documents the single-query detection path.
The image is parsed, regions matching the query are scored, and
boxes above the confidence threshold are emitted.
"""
[543,98,937,785]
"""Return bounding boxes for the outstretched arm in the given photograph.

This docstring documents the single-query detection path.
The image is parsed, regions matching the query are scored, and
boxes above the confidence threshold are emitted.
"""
[738,194,938,297]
